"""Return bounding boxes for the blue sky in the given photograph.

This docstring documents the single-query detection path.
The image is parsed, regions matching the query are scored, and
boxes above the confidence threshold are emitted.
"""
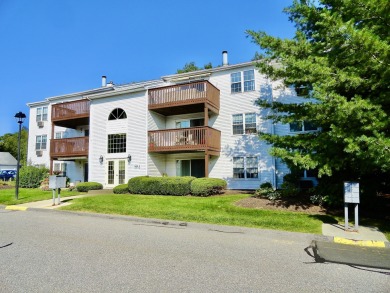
[0,0,295,135]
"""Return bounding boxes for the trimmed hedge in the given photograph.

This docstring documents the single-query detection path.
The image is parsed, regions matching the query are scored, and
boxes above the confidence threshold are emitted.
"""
[190,178,227,197]
[128,176,195,196]
[113,184,129,194]
[76,182,103,192]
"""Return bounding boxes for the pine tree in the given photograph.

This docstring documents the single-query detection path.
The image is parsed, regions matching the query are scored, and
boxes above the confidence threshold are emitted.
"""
[247,0,390,197]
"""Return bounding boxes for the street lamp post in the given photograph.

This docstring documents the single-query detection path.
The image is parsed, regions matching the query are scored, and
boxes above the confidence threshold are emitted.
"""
[14,111,26,200]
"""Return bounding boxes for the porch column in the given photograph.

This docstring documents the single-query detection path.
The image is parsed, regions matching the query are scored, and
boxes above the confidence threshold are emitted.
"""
[204,105,209,127]
[205,153,209,178]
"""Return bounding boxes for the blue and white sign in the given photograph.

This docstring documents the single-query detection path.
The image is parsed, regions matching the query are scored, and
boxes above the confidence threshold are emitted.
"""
[344,182,360,203]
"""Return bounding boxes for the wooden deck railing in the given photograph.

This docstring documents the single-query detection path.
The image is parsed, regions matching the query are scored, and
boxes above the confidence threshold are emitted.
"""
[148,81,220,111]
[148,126,220,153]
[52,99,90,121]
[50,137,89,158]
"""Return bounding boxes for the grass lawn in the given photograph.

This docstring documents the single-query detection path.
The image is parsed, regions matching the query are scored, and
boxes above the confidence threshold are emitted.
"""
[0,186,81,205]
[60,194,330,234]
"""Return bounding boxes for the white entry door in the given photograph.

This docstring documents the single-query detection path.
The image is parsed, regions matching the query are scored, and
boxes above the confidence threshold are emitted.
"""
[107,160,126,186]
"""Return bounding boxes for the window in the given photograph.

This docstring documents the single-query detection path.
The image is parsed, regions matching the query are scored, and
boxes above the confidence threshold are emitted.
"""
[108,108,127,120]
[232,113,257,135]
[243,70,255,91]
[55,132,64,139]
[53,163,67,176]
[107,134,126,153]
[231,70,255,93]
[231,72,242,93]
[289,121,318,132]
[232,114,244,134]
[35,135,47,150]
[36,106,48,122]
[233,156,258,179]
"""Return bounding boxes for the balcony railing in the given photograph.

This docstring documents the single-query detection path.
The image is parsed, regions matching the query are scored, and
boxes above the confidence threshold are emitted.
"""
[50,137,89,158]
[148,81,220,115]
[52,99,90,128]
[148,126,220,153]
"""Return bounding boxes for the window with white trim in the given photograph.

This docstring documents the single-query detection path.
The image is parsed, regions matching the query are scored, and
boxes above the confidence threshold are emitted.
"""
[36,106,48,122]
[289,121,318,132]
[107,133,126,153]
[55,131,65,139]
[231,70,255,93]
[53,162,67,176]
[233,156,259,179]
[35,135,47,150]
[108,108,127,120]
[232,113,257,135]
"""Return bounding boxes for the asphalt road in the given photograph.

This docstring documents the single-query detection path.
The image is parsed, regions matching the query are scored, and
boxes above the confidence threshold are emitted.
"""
[1,209,389,292]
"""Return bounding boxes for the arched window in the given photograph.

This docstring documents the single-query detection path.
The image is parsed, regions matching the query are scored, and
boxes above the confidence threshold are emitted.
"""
[108,108,127,120]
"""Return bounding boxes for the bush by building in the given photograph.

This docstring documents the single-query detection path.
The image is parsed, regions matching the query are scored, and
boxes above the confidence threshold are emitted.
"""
[128,176,195,196]
[76,182,103,192]
[19,165,49,188]
[113,184,129,194]
[190,178,226,196]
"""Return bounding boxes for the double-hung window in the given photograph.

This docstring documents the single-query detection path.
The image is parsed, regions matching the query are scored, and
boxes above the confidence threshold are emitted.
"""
[233,156,259,179]
[231,72,242,93]
[289,121,318,132]
[53,162,67,176]
[107,133,126,153]
[36,106,48,122]
[36,135,47,150]
[231,70,255,93]
[243,70,255,91]
[232,113,257,135]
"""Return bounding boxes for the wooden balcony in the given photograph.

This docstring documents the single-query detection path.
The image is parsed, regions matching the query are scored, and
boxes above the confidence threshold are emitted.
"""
[148,81,220,116]
[50,137,89,160]
[148,126,220,155]
[52,99,90,128]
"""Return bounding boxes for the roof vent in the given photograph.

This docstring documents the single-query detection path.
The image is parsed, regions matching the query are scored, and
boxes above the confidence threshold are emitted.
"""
[102,76,107,87]
[222,51,228,66]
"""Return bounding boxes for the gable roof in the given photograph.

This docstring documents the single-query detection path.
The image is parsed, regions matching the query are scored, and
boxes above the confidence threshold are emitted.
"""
[0,152,17,166]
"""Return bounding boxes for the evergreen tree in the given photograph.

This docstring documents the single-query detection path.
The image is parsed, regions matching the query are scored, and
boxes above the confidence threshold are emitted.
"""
[247,0,389,197]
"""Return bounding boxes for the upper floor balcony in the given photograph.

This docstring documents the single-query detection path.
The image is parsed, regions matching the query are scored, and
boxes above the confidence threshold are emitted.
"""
[148,126,220,155]
[50,137,89,160]
[51,99,90,129]
[148,81,220,116]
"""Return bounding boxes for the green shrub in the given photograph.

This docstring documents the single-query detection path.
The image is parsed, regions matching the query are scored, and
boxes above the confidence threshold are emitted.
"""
[260,182,273,189]
[190,178,227,197]
[280,181,300,197]
[19,166,49,188]
[113,184,129,194]
[128,176,195,196]
[254,182,281,201]
[76,182,103,192]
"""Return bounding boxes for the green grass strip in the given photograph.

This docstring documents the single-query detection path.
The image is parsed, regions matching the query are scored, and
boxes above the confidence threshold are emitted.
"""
[61,194,326,234]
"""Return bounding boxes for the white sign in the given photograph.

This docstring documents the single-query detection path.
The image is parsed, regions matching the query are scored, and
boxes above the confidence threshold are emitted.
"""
[344,182,360,203]
[49,175,67,189]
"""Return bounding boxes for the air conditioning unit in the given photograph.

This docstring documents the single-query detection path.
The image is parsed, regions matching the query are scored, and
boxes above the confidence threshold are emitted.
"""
[37,121,44,128]
[36,150,43,157]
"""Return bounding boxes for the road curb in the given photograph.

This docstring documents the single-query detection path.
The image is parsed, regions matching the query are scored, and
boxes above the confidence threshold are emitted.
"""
[334,236,386,248]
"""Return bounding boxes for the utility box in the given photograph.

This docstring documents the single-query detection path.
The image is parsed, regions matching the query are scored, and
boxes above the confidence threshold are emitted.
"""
[344,182,360,203]
[49,175,67,189]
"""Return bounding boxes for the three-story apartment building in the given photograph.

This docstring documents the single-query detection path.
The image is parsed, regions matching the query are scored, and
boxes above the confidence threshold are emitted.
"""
[27,53,302,189]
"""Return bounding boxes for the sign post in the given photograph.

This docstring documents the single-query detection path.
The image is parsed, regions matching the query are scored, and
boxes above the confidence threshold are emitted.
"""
[344,182,360,231]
